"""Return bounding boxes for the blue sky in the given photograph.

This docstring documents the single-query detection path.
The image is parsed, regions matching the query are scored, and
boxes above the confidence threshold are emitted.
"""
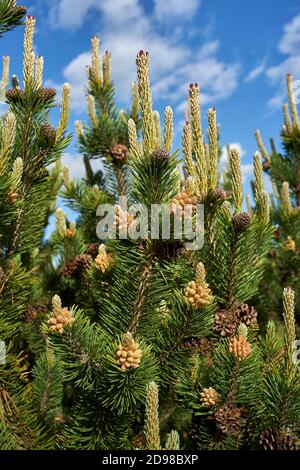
[1,0,300,206]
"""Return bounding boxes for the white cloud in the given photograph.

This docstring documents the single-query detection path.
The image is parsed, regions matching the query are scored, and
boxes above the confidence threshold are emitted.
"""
[154,0,200,23]
[48,0,239,115]
[266,14,300,109]
[59,152,102,180]
[241,163,253,182]
[244,60,266,83]
[49,0,99,29]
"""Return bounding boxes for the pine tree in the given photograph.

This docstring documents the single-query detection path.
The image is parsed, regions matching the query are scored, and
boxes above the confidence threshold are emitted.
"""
[0,7,71,448]
[1,7,300,450]
[254,74,300,326]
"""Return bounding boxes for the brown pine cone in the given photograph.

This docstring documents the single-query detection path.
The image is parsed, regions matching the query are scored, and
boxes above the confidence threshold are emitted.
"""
[157,241,185,261]
[214,404,242,435]
[26,303,47,322]
[277,434,298,450]
[232,212,252,232]
[40,123,56,144]
[234,303,257,327]
[132,434,146,449]
[150,148,170,165]
[36,87,56,102]
[6,88,25,103]
[198,337,213,355]
[260,428,298,450]
[211,189,228,201]
[60,254,92,278]
[74,254,93,271]
[110,144,128,162]
[213,309,239,337]
[85,242,100,257]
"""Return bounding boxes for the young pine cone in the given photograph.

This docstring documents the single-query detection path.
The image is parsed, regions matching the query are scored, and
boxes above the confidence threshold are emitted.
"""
[284,236,296,252]
[170,191,197,217]
[184,263,214,309]
[110,143,128,163]
[214,404,242,435]
[229,335,252,361]
[95,244,110,273]
[157,241,185,262]
[48,295,74,334]
[213,309,239,337]
[85,242,100,257]
[116,332,142,371]
[200,387,220,406]
[115,206,136,232]
[235,303,257,327]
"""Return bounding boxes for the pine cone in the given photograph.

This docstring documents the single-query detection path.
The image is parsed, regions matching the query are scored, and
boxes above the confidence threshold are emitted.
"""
[277,434,298,450]
[85,242,100,257]
[157,241,185,261]
[26,303,47,322]
[60,254,92,278]
[260,428,298,450]
[284,236,296,252]
[150,148,170,166]
[214,404,242,435]
[211,189,228,201]
[184,280,213,309]
[132,434,146,449]
[36,87,56,103]
[170,191,197,217]
[198,337,213,355]
[229,335,252,361]
[40,123,56,145]
[234,303,257,327]
[232,212,252,232]
[74,254,93,271]
[213,309,239,337]
[116,332,142,371]
[6,88,25,103]
[200,387,220,406]
[110,144,128,163]
[48,307,74,334]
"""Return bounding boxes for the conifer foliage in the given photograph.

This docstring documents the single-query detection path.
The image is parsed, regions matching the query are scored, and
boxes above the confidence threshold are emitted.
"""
[0,1,300,451]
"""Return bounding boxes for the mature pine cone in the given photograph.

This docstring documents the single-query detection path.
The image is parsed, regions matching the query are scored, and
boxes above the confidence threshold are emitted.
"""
[40,123,56,145]
[213,309,239,337]
[232,212,252,232]
[198,337,214,355]
[260,428,298,450]
[6,88,25,103]
[235,303,257,327]
[157,241,185,261]
[36,87,56,102]
[132,434,146,449]
[211,189,228,201]
[60,254,92,278]
[26,303,47,322]
[110,144,128,162]
[150,148,170,164]
[85,243,100,257]
[214,404,242,435]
